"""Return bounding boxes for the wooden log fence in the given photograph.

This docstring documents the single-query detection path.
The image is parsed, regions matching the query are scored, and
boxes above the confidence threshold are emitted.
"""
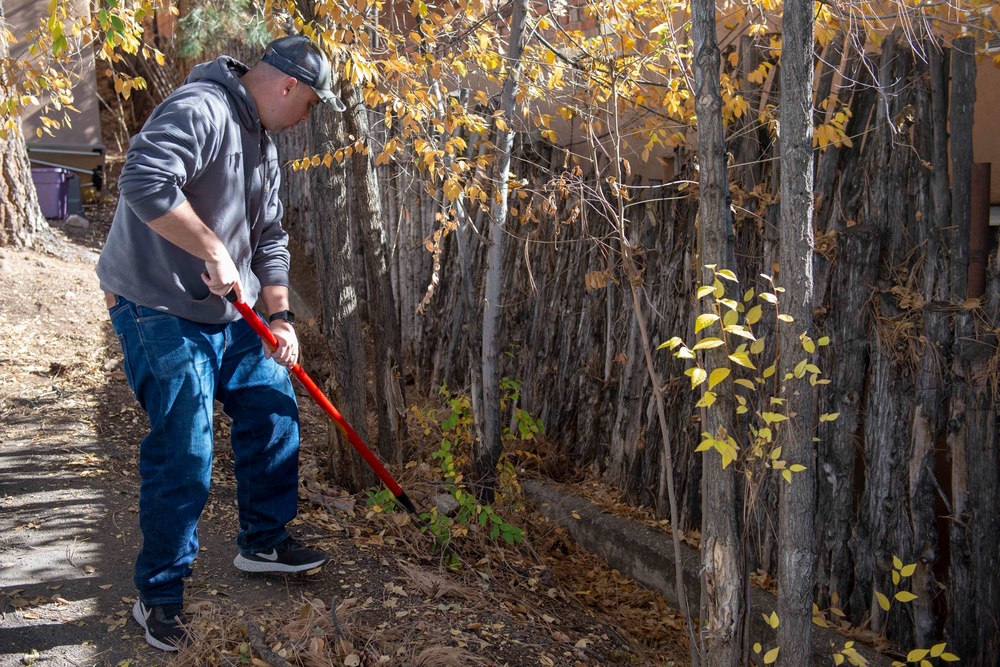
[261,33,997,661]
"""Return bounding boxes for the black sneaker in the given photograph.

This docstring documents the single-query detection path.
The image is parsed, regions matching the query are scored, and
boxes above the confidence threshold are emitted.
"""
[233,536,329,573]
[132,600,190,652]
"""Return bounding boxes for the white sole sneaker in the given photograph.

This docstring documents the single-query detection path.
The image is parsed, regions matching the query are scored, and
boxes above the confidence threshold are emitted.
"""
[132,600,182,652]
[233,552,328,573]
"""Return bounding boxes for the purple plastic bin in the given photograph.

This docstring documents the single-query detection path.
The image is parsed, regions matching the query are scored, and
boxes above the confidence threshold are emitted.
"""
[31,168,70,219]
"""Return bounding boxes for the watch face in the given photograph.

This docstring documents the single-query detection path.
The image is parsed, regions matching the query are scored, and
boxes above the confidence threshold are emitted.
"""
[270,310,295,324]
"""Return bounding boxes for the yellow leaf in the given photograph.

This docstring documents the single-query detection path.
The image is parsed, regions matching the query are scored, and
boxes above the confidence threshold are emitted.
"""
[763,647,779,664]
[709,368,730,390]
[735,379,755,389]
[941,653,960,661]
[746,305,762,325]
[686,367,708,389]
[789,464,806,472]
[900,563,916,578]
[728,352,755,369]
[892,570,900,585]
[930,643,946,658]
[906,649,929,662]
[697,285,715,299]
[695,391,717,408]
[802,337,816,353]
[717,269,738,282]
[895,591,918,603]
[695,313,720,333]
[753,642,762,653]
[723,309,739,327]
[893,555,903,570]
[692,338,725,351]
[876,591,891,611]
[782,470,792,484]
[657,337,684,351]
[818,336,830,346]
[777,314,794,322]
[443,178,462,202]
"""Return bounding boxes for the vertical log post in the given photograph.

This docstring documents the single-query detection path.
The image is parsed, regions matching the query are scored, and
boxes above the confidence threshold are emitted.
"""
[692,0,741,663]
[776,0,816,662]
[341,80,408,463]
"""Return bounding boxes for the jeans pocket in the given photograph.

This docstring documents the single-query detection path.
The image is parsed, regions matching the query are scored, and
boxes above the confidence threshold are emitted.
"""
[107,297,129,319]
[108,301,138,392]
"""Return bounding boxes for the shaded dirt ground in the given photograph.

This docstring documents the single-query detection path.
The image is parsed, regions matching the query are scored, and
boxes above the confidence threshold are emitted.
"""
[0,191,687,666]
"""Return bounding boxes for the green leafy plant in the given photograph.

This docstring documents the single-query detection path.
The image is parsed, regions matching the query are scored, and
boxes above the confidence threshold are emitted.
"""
[380,385,533,559]
[426,388,525,547]
[500,377,545,441]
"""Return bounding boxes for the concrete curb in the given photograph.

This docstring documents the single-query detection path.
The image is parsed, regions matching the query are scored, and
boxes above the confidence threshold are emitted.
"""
[523,478,893,666]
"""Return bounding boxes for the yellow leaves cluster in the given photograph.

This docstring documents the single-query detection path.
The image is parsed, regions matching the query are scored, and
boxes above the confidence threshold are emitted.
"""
[752,637,779,664]
[660,266,834,480]
[894,644,960,666]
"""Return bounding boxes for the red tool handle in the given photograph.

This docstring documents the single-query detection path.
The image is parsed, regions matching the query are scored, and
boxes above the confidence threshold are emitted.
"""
[225,292,415,514]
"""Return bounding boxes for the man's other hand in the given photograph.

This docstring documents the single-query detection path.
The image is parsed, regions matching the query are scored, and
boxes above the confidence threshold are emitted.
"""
[202,253,242,300]
[266,320,298,367]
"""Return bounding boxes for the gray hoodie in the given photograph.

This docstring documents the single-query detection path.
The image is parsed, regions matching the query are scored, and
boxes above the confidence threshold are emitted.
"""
[97,56,288,323]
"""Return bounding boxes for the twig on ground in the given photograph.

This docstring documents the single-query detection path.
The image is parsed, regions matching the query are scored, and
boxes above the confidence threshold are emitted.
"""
[246,619,295,667]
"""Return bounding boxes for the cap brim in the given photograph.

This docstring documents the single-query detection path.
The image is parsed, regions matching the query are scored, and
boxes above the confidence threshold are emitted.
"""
[314,87,346,112]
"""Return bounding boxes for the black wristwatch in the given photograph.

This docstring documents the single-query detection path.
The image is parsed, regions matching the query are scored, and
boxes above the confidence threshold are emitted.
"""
[268,310,296,325]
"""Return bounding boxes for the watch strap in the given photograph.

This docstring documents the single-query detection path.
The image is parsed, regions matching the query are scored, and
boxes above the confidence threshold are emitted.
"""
[268,310,296,324]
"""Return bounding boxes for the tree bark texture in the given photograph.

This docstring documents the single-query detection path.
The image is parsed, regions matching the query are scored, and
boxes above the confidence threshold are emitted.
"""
[341,80,408,464]
[693,0,743,663]
[776,0,816,663]
[307,106,377,491]
[945,36,999,666]
[0,120,51,249]
[0,18,52,250]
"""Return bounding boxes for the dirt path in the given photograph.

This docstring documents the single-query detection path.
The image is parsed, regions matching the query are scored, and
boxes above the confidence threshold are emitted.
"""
[0,218,687,666]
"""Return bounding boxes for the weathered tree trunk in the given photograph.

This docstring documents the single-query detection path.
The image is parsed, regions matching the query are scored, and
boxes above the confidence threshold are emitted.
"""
[850,36,918,646]
[341,80,408,464]
[476,0,528,503]
[776,0,816,662]
[945,36,999,666]
[309,105,376,491]
[1,6,52,250]
[692,0,742,663]
[902,41,948,648]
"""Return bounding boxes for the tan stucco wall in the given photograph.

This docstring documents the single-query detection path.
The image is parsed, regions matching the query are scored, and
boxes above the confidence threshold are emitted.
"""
[8,0,102,147]
[973,63,1000,203]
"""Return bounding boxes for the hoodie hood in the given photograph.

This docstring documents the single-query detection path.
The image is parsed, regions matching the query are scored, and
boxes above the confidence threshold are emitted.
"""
[185,56,258,130]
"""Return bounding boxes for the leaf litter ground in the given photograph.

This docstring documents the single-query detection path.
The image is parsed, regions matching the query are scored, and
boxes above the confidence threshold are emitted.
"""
[0,181,687,667]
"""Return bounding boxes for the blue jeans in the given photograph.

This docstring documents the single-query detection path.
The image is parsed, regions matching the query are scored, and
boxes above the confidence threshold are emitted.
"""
[108,296,300,605]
